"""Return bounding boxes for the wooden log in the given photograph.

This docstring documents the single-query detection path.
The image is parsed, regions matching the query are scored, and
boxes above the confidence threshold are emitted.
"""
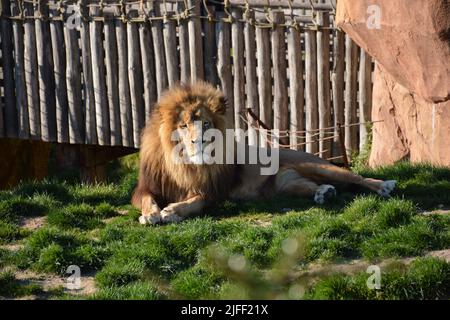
[1,0,17,137]
[338,123,350,168]
[229,0,333,10]
[80,1,97,145]
[359,49,373,151]
[104,18,122,146]
[63,24,83,145]
[187,0,204,81]
[178,0,190,83]
[344,34,359,157]
[216,12,233,127]
[305,29,318,154]
[139,21,157,122]
[163,12,179,87]
[115,18,133,147]
[127,21,145,148]
[255,22,271,146]
[11,1,29,139]
[231,8,245,134]
[203,5,218,85]
[316,12,332,158]
[270,11,288,147]
[50,7,69,143]
[331,29,345,154]
[150,4,168,97]
[287,25,304,151]
[89,5,110,145]
[244,10,258,146]
[23,0,40,139]
[35,0,56,142]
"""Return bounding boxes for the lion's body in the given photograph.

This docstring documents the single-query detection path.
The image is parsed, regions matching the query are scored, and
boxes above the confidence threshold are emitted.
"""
[132,82,396,224]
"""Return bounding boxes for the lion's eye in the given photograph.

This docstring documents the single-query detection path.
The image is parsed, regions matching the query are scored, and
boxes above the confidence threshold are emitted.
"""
[180,124,187,129]
[203,122,210,130]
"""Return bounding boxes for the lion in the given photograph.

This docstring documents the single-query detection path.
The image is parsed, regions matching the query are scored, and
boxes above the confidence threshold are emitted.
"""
[132,81,396,224]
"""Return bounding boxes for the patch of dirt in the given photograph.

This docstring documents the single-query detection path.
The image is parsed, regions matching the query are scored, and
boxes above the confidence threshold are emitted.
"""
[102,217,116,224]
[20,216,46,231]
[427,249,450,262]
[1,243,24,252]
[252,219,272,227]
[421,209,450,216]
[290,249,450,284]
[11,269,97,300]
[117,209,129,215]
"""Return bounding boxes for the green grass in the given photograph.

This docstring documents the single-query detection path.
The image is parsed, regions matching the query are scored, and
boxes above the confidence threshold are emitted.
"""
[0,271,43,298]
[305,257,450,300]
[0,161,449,299]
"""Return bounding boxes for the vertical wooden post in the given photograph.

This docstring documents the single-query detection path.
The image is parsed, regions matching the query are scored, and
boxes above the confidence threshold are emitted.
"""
[35,0,56,142]
[104,15,122,146]
[50,5,69,143]
[244,10,259,146]
[90,4,110,145]
[80,0,97,145]
[231,8,245,134]
[188,0,204,81]
[271,11,289,147]
[317,12,331,158]
[178,0,190,84]
[256,22,271,146]
[344,34,359,157]
[139,20,157,123]
[150,3,168,97]
[359,49,373,151]
[163,12,179,87]
[337,123,350,168]
[115,14,133,147]
[63,11,84,144]
[305,28,318,154]
[11,1,29,139]
[287,24,304,151]
[216,12,233,127]
[0,0,17,137]
[127,17,145,148]
[203,5,218,85]
[23,0,40,140]
[332,29,345,157]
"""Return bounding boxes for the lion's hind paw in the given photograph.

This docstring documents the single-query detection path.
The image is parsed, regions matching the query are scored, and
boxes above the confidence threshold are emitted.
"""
[314,184,336,204]
[378,180,397,198]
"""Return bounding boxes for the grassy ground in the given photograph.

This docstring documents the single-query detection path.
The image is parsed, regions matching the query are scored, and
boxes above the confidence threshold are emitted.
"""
[0,157,449,300]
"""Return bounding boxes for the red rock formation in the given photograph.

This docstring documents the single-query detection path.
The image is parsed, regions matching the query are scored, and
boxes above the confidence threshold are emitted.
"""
[336,0,450,103]
[336,0,450,166]
[369,64,450,166]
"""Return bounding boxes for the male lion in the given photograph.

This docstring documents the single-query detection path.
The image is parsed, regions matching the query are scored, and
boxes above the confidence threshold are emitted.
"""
[132,82,396,224]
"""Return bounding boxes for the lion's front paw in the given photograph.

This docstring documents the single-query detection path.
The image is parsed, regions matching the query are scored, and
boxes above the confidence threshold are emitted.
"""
[314,184,336,204]
[378,180,396,198]
[139,214,161,225]
[160,206,183,223]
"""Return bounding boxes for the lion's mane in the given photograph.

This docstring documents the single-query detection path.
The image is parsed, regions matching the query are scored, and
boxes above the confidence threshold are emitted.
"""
[131,82,237,209]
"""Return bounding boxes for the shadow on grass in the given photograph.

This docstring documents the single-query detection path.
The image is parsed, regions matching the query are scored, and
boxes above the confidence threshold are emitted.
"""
[1,161,449,300]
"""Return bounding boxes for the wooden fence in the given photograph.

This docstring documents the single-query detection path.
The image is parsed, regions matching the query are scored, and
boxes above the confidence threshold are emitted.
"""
[0,0,373,162]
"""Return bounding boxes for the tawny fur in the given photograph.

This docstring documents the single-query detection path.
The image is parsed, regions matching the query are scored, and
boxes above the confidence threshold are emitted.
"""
[131,82,236,211]
[132,82,395,224]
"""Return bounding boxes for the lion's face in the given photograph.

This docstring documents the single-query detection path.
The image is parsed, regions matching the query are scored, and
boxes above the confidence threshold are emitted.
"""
[176,105,217,163]
[158,82,228,166]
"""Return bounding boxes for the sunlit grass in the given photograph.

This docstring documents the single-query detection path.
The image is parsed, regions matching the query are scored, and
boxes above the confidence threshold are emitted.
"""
[0,161,449,299]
